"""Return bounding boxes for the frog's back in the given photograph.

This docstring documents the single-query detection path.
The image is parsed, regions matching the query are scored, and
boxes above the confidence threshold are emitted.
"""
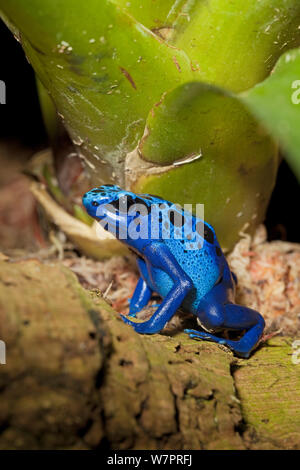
[149,212,224,312]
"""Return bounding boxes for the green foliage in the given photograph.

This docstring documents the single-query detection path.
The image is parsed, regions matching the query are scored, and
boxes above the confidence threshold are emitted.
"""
[1,1,299,249]
[135,82,277,250]
[243,48,300,180]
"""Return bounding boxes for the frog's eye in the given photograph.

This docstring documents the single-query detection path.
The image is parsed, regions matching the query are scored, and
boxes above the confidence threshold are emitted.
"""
[110,195,132,213]
[133,196,150,213]
[118,195,132,212]
[127,195,139,207]
[92,201,99,207]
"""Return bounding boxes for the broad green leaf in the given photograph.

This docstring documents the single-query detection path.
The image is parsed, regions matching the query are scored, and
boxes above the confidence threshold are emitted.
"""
[112,0,179,31]
[243,48,300,180]
[0,0,199,184]
[133,82,278,249]
[36,78,59,143]
[1,0,294,250]
[168,0,300,92]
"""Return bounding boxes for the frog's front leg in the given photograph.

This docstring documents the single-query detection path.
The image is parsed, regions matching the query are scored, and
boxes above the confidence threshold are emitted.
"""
[121,243,193,334]
[128,277,152,317]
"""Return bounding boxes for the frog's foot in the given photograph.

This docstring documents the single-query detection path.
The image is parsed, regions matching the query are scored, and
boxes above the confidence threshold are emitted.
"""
[184,328,259,359]
[127,303,161,319]
[184,329,229,348]
[120,314,154,334]
[127,303,137,318]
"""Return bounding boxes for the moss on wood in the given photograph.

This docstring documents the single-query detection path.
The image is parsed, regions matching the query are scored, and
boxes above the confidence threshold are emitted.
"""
[0,259,298,449]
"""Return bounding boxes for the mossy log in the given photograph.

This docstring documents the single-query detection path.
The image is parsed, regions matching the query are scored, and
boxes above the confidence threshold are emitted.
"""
[0,259,299,450]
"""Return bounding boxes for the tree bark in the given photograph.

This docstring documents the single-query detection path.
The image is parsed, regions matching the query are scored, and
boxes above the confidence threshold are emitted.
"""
[0,259,299,450]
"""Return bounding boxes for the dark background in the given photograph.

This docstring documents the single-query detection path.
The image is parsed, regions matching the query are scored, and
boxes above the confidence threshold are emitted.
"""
[0,20,299,242]
[0,20,46,147]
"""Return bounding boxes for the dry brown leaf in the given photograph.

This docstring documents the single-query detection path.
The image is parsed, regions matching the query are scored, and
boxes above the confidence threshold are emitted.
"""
[30,182,128,260]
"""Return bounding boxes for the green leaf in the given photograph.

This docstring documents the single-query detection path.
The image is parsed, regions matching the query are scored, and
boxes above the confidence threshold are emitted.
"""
[36,78,59,143]
[242,48,300,180]
[112,0,179,31]
[2,0,296,250]
[133,82,278,250]
[167,0,300,92]
[0,0,199,184]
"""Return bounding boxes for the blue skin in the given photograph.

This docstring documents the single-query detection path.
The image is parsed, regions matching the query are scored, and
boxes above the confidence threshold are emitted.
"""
[82,185,265,358]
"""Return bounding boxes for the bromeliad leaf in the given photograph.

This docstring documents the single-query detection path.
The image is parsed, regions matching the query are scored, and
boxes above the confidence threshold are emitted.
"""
[132,82,278,250]
[0,0,200,185]
[1,0,299,252]
[166,0,300,93]
[242,48,300,180]
[111,0,179,31]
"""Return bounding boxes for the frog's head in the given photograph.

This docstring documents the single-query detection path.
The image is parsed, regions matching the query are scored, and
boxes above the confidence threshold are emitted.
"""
[83,185,123,218]
[83,185,220,252]
[82,185,160,244]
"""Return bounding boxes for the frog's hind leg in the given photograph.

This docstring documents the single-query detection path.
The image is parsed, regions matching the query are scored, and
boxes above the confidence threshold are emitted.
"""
[128,277,152,317]
[231,271,238,285]
[184,266,265,358]
[185,303,265,358]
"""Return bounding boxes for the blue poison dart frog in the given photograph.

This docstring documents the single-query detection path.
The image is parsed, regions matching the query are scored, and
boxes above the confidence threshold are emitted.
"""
[82,185,265,358]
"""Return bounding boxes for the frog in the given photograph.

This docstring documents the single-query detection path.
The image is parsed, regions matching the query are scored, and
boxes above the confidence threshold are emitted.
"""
[82,185,265,358]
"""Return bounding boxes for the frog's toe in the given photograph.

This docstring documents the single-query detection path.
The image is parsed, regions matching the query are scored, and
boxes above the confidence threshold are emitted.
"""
[128,299,139,317]
[184,329,227,344]
[128,312,137,318]
[120,314,138,327]
[184,329,253,358]
[120,314,158,334]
